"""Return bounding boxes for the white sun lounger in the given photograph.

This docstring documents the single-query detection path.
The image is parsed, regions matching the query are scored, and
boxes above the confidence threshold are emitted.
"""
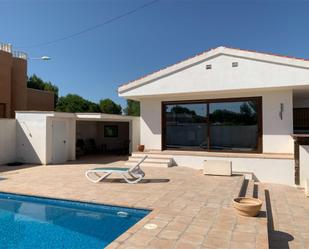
[85,156,147,184]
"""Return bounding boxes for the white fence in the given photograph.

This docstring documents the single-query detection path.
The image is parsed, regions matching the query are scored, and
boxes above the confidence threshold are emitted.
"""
[0,119,16,165]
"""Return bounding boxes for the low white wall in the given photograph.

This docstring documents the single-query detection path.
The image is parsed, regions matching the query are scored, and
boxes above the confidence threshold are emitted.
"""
[173,155,295,186]
[299,145,309,189]
[0,119,16,165]
[16,113,47,164]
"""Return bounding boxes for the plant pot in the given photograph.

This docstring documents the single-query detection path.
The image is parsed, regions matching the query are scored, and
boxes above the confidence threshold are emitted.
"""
[233,197,263,217]
[137,145,145,152]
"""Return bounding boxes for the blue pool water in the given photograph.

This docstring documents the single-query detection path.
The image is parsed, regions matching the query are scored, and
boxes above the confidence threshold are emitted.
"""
[0,192,150,249]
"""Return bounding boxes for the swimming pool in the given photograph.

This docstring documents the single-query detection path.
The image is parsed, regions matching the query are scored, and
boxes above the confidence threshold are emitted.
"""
[0,192,150,249]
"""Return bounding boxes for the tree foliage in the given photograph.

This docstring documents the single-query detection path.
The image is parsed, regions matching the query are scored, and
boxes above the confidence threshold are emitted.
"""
[210,103,257,125]
[56,94,100,113]
[99,98,122,114]
[27,74,59,106]
[124,100,140,116]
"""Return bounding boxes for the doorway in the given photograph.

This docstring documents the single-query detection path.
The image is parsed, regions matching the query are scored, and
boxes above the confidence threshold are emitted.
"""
[76,121,130,157]
[52,119,69,164]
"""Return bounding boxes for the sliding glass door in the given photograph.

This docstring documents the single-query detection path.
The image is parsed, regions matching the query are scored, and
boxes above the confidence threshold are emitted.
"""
[162,97,262,153]
[165,103,208,150]
[209,100,259,152]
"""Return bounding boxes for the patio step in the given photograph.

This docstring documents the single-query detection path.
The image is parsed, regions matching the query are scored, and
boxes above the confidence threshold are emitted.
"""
[233,171,254,180]
[245,179,255,198]
[129,157,171,164]
[131,152,174,159]
[126,153,174,168]
[238,179,255,198]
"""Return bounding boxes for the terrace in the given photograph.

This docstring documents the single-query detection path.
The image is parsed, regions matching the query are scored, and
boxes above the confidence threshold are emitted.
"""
[0,155,307,249]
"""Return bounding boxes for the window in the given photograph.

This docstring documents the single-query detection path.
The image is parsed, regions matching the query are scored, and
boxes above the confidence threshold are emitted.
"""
[232,62,238,67]
[104,125,118,138]
[209,101,259,152]
[293,108,309,133]
[162,97,262,153]
[165,103,208,150]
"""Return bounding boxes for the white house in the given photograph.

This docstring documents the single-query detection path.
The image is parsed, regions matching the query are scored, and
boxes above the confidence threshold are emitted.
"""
[118,46,309,186]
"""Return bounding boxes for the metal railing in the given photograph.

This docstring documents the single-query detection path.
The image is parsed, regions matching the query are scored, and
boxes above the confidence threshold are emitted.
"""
[12,51,27,60]
[0,42,27,60]
[0,42,12,53]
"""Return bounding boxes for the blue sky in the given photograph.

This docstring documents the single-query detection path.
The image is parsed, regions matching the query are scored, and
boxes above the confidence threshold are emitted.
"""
[1,0,309,107]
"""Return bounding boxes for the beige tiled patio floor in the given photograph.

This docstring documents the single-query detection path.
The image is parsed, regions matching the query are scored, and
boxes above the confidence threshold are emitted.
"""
[0,156,307,249]
[259,183,309,249]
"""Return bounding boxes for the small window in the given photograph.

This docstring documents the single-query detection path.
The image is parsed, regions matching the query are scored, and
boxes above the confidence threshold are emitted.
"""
[104,125,118,138]
[206,64,212,70]
[232,62,238,67]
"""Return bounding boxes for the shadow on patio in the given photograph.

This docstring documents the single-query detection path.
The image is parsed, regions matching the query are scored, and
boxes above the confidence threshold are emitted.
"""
[265,189,294,249]
[54,155,130,166]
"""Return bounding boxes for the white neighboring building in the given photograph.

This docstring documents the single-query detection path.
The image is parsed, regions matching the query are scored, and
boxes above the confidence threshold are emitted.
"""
[14,112,140,165]
[118,46,309,186]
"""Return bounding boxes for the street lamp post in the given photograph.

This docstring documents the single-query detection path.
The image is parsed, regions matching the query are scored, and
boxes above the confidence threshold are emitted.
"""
[28,56,51,61]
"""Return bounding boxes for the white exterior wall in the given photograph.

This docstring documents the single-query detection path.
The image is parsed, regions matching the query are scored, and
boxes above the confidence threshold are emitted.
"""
[16,113,48,164]
[120,53,309,98]
[131,117,140,152]
[173,155,294,185]
[299,145,309,189]
[0,119,16,165]
[140,98,162,150]
[140,89,294,153]
[16,112,76,165]
[263,90,293,153]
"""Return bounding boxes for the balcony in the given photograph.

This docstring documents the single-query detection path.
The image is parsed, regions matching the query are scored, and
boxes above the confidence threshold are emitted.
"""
[12,51,27,60]
[0,42,27,60]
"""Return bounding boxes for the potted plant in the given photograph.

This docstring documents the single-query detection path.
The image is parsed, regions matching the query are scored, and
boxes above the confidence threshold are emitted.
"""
[233,197,263,217]
[137,145,145,152]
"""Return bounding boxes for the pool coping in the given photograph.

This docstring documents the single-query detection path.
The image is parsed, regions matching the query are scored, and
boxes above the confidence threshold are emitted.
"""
[0,191,152,214]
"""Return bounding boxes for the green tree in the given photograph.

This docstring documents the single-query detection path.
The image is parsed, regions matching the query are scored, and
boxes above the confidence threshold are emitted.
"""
[99,98,122,114]
[56,94,100,113]
[124,100,140,116]
[27,74,59,106]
